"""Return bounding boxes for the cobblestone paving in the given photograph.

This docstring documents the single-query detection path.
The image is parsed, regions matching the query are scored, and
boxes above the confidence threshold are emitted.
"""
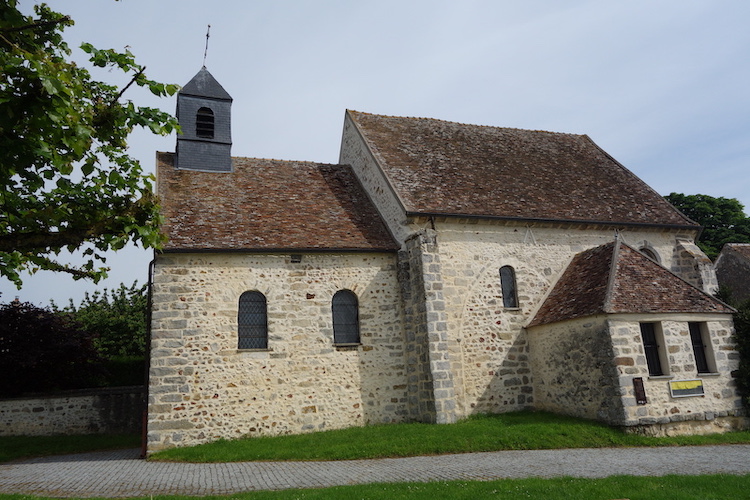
[1,445,749,497]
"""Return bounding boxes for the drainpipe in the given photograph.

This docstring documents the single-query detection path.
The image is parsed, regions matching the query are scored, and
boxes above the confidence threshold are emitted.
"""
[140,257,156,458]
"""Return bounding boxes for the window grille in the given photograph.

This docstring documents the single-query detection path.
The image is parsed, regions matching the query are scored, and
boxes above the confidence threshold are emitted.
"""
[500,266,519,308]
[689,322,710,373]
[196,107,215,139]
[238,291,268,349]
[332,290,360,344]
[640,322,663,376]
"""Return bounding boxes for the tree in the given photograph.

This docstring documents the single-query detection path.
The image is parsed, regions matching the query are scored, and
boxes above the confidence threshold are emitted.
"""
[0,300,105,397]
[0,1,178,287]
[664,193,750,260]
[53,281,148,358]
[715,288,750,410]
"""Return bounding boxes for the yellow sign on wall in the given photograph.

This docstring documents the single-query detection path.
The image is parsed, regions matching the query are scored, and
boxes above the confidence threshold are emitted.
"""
[669,379,704,398]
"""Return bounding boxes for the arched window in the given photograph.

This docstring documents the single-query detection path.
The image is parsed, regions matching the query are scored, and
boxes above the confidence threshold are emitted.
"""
[500,266,519,308]
[332,290,360,344]
[238,291,267,349]
[639,247,659,263]
[196,107,215,139]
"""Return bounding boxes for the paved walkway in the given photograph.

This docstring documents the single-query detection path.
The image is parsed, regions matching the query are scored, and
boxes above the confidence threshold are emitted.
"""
[1,445,749,497]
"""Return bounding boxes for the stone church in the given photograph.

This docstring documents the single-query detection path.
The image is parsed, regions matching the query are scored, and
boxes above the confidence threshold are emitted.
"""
[146,68,743,452]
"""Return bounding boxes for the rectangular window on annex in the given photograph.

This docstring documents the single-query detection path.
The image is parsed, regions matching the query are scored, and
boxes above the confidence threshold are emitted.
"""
[640,322,668,376]
[688,322,716,374]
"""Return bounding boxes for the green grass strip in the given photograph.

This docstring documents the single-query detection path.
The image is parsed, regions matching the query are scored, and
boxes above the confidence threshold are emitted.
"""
[150,411,750,462]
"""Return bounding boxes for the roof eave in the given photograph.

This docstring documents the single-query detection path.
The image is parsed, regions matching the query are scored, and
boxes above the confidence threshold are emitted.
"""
[160,246,399,254]
[405,210,702,232]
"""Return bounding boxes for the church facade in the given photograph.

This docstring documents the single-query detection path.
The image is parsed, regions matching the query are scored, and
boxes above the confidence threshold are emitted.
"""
[146,69,743,452]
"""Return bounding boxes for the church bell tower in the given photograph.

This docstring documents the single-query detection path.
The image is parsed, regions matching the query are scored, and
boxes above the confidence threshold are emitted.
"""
[175,67,232,171]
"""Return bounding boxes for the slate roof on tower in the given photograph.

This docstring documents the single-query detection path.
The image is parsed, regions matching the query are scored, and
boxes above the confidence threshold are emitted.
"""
[179,67,232,100]
[528,241,734,327]
[156,153,398,251]
[346,110,698,228]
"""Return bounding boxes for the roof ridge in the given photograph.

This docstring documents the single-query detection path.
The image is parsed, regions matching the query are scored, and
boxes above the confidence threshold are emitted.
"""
[602,238,621,313]
[347,109,585,138]
[231,156,346,167]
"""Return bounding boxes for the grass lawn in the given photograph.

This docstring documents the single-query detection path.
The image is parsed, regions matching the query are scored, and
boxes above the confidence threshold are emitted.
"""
[1,413,749,499]
[150,411,750,462]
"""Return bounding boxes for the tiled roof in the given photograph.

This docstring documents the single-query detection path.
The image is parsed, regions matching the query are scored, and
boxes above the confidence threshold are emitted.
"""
[348,111,698,228]
[722,243,750,260]
[528,241,733,327]
[157,153,398,251]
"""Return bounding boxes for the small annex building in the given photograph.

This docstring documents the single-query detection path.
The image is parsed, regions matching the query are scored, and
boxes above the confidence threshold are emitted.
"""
[146,68,744,452]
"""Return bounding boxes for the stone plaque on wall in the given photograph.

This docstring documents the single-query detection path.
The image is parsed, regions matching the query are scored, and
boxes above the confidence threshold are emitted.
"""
[633,377,647,405]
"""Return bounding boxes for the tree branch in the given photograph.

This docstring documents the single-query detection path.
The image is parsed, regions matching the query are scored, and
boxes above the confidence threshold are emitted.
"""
[0,197,154,254]
[0,16,71,34]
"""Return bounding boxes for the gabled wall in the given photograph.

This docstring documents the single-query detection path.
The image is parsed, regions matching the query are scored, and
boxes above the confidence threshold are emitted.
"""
[339,112,410,244]
[425,219,702,419]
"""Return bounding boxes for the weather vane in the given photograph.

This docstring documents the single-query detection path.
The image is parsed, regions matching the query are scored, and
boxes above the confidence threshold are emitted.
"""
[203,24,211,67]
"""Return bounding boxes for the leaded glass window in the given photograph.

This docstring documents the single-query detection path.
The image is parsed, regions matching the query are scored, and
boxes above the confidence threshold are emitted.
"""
[238,291,268,349]
[332,290,359,344]
[500,266,518,308]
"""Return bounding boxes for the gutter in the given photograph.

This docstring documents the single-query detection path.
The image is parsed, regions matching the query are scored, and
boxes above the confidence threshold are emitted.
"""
[405,210,701,233]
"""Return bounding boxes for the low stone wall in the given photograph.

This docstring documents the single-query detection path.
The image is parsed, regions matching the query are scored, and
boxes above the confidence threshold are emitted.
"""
[0,386,145,436]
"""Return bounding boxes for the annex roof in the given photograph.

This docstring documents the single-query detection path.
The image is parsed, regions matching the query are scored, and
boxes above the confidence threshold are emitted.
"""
[347,111,698,229]
[156,153,398,252]
[528,240,734,327]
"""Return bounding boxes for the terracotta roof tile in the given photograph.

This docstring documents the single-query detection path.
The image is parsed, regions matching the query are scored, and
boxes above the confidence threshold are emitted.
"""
[348,111,697,228]
[528,241,733,327]
[157,153,398,251]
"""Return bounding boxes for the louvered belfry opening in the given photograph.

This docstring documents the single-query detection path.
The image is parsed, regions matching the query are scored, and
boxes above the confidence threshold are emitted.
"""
[196,107,215,138]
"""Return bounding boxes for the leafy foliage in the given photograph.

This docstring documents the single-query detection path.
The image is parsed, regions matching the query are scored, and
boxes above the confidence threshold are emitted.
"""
[733,301,750,408]
[665,192,750,260]
[53,281,147,358]
[715,287,750,410]
[0,1,179,286]
[0,300,105,397]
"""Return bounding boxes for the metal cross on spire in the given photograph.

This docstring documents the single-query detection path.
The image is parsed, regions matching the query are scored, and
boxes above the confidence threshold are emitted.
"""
[202,24,211,68]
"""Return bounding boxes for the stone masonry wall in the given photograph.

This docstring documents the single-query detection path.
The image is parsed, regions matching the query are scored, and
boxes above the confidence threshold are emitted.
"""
[672,239,719,294]
[147,252,407,452]
[339,112,411,245]
[399,230,457,424]
[0,387,144,436]
[609,314,742,431]
[432,220,687,418]
[528,317,625,423]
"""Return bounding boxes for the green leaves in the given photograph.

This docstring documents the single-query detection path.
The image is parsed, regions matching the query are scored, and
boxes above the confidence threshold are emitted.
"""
[665,193,750,260]
[0,1,177,287]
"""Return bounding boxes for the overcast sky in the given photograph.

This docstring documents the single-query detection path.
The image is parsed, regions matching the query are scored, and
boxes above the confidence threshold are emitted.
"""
[4,0,750,306]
